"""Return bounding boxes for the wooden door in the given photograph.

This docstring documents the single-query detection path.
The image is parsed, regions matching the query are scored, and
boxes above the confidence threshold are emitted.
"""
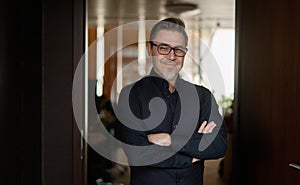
[234,0,300,184]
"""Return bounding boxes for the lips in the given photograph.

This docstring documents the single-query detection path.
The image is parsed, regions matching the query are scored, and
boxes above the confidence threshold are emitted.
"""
[161,60,177,67]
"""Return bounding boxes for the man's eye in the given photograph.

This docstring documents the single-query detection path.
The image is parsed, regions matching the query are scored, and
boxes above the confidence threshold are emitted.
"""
[175,48,185,53]
[160,45,170,49]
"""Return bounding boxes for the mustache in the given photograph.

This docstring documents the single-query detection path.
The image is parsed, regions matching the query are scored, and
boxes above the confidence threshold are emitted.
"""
[161,59,177,65]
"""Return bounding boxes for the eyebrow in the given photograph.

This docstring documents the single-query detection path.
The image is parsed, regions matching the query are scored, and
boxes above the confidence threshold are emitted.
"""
[150,41,186,48]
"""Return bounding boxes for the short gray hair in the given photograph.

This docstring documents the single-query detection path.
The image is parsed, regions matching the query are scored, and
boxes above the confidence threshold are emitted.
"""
[150,17,188,46]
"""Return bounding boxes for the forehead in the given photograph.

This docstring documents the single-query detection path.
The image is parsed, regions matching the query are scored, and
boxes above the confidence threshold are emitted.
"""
[152,30,186,47]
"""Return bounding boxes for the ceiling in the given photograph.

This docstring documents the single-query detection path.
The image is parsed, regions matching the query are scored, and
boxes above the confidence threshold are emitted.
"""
[88,0,235,29]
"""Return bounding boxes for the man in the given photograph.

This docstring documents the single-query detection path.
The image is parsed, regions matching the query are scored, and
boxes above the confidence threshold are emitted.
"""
[117,17,227,185]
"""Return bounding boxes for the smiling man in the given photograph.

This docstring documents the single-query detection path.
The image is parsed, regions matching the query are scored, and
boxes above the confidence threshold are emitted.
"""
[117,17,227,185]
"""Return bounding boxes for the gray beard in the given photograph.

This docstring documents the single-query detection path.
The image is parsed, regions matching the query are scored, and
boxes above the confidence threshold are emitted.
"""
[161,71,177,81]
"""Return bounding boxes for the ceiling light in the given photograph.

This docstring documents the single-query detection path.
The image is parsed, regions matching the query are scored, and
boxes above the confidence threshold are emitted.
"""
[165,1,199,14]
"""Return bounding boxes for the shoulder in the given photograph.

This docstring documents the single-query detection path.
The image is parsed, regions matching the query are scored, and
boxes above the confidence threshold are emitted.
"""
[133,76,155,89]
[197,85,212,96]
[179,78,212,96]
[119,76,154,97]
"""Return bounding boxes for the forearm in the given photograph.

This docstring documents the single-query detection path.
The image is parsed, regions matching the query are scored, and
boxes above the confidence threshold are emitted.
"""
[172,122,227,159]
[119,125,192,168]
[123,144,192,168]
[175,86,227,160]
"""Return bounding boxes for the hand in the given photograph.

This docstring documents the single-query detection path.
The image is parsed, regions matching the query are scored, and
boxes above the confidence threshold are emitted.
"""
[147,133,171,146]
[198,121,216,133]
[192,121,215,163]
[192,158,201,163]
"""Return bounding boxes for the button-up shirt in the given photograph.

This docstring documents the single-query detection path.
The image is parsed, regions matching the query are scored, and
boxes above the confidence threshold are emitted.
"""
[117,69,227,185]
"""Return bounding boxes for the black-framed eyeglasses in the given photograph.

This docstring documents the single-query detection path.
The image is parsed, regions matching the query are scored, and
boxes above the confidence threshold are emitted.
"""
[149,41,188,57]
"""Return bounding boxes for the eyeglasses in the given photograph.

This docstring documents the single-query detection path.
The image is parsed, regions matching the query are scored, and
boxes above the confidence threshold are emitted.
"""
[149,41,188,57]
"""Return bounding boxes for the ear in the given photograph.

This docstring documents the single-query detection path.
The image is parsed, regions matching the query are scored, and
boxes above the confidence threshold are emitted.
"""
[147,42,152,56]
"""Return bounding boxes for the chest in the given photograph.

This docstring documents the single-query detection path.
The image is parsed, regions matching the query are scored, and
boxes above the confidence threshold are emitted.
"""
[139,88,201,134]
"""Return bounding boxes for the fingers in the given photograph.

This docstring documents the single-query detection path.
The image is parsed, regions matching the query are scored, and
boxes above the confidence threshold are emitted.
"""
[147,134,153,142]
[192,158,201,163]
[198,121,207,133]
[205,121,216,133]
[198,121,216,134]
[147,134,157,143]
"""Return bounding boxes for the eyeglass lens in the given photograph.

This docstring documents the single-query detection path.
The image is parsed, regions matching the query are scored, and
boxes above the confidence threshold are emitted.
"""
[158,44,186,57]
[151,42,187,57]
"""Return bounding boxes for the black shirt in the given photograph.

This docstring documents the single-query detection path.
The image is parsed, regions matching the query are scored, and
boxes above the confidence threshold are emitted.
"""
[116,69,227,184]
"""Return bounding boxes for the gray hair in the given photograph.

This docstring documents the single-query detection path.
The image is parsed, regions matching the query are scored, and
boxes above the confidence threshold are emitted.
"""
[150,17,188,46]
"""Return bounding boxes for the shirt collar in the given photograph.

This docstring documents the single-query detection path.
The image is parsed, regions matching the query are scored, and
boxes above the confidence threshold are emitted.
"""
[149,68,181,91]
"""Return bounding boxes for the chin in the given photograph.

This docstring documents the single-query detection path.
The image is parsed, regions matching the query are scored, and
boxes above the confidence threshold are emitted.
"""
[162,72,177,81]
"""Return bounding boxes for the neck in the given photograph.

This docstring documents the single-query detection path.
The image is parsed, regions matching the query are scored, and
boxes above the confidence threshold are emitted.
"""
[151,68,178,92]
[168,82,175,93]
[168,74,178,86]
[166,74,178,93]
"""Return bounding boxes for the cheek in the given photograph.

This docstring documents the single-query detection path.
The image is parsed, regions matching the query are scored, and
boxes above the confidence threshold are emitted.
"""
[178,59,184,67]
[153,56,164,65]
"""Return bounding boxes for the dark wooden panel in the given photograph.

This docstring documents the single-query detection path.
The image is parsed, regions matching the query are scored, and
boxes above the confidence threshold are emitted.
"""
[0,1,43,185]
[0,1,22,185]
[20,1,43,184]
[234,0,300,184]
[43,0,85,185]
[0,1,85,185]
[73,0,86,185]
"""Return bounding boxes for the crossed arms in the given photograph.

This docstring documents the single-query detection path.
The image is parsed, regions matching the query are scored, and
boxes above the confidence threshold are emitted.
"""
[117,84,227,168]
[147,120,217,163]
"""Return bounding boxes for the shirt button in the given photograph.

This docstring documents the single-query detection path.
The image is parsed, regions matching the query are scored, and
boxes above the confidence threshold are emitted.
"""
[173,125,177,129]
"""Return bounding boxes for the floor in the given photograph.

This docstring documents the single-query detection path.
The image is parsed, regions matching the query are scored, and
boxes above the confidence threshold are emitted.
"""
[204,158,228,185]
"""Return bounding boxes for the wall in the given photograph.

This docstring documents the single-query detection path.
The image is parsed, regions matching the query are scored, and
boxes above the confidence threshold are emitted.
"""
[234,0,300,184]
[0,0,85,184]
[43,0,85,185]
[0,1,42,184]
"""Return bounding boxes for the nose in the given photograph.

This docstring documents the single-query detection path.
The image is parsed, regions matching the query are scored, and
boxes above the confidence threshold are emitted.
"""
[167,49,176,60]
